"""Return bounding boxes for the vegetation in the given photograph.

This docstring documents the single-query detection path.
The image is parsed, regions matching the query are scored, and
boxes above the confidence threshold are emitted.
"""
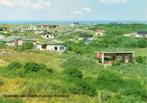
[0,23,147,102]
[7,62,22,70]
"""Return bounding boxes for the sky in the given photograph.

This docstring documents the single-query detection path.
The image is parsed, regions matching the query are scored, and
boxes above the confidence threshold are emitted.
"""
[0,0,146,21]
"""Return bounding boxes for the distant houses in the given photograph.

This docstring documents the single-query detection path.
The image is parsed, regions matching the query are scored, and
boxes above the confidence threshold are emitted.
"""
[0,35,67,52]
[6,37,24,46]
[34,30,46,34]
[38,25,49,29]
[96,52,133,65]
[0,27,8,34]
[78,33,93,41]
[34,30,55,39]
[0,36,37,47]
[0,35,6,39]
[41,32,55,39]
[136,31,147,38]
[38,25,58,29]
[95,29,105,37]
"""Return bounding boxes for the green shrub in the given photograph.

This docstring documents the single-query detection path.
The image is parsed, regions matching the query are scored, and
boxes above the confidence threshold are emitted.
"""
[112,61,121,66]
[141,89,147,100]
[46,68,53,73]
[24,62,41,72]
[22,42,34,50]
[70,79,97,97]
[97,70,125,91]
[0,42,6,49]
[137,39,147,48]
[136,56,146,64]
[64,68,83,79]
[97,70,143,96]
[24,62,53,73]
[15,42,34,51]
[0,79,4,86]
[7,62,22,70]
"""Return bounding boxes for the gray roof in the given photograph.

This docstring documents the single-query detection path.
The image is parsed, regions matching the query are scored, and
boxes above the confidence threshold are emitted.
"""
[137,31,147,34]
[6,36,23,42]
[98,51,134,54]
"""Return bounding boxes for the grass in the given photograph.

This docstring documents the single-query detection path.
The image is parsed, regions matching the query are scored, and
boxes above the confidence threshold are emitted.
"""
[1,23,147,102]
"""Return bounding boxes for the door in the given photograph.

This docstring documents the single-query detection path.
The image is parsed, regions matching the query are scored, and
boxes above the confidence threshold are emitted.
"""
[125,56,129,63]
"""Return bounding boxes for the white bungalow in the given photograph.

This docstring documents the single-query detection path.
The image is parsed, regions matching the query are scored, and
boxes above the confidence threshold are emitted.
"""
[36,43,66,52]
[95,29,105,37]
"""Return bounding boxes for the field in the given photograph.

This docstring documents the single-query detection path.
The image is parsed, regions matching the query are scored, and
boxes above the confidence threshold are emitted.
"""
[0,24,147,103]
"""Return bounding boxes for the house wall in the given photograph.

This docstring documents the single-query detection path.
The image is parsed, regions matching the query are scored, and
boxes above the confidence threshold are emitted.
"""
[17,39,24,46]
[104,53,133,63]
[95,32,104,36]
[136,34,147,38]
[6,42,15,46]
[46,45,66,52]
[36,44,43,50]
[36,44,66,52]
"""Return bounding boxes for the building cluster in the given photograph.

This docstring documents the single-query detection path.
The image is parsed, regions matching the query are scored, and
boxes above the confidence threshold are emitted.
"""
[0,24,146,63]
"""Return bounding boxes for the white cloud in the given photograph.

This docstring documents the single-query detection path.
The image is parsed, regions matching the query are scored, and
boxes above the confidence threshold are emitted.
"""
[74,7,92,16]
[82,7,92,13]
[0,0,51,10]
[98,0,128,5]
[74,10,83,15]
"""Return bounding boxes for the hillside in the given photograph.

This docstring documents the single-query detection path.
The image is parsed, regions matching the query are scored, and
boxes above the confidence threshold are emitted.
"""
[0,23,147,103]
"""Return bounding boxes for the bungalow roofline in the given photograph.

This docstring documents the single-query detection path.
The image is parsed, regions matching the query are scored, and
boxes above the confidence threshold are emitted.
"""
[97,51,134,54]
[137,31,147,34]
[37,43,65,45]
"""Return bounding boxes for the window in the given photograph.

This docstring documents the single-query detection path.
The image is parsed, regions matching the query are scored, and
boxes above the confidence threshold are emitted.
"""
[104,56,111,61]
[117,56,122,61]
[60,46,64,50]
[54,47,58,50]
[42,44,47,49]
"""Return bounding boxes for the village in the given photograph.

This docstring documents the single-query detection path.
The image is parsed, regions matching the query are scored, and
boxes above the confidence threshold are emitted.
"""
[0,23,147,65]
[0,23,147,103]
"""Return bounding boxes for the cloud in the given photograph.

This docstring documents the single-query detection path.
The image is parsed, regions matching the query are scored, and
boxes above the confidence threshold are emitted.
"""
[82,7,92,13]
[0,0,51,10]
[74,10,83,15]
[98,0,128,5]
[74,7,92,16]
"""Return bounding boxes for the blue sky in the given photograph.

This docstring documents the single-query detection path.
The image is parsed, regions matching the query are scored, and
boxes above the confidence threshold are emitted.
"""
[0,0,146,21]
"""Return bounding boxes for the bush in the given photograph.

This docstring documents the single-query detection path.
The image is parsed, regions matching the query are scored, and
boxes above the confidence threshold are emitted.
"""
[64,68,83,79]
[97,70,125,92]
[24,62,53,73]
[0,42,6,49]
[136,56,146,64]
[70,79,97,97]
[24,62,41,72]
[0,79,4,86]
[112,61,121,66]
[15,42,34,51]
[22,42,34,50]
[97,70,143,96]
[46,68,53,73]
[137,39,147,48]
[7,62,22,70]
